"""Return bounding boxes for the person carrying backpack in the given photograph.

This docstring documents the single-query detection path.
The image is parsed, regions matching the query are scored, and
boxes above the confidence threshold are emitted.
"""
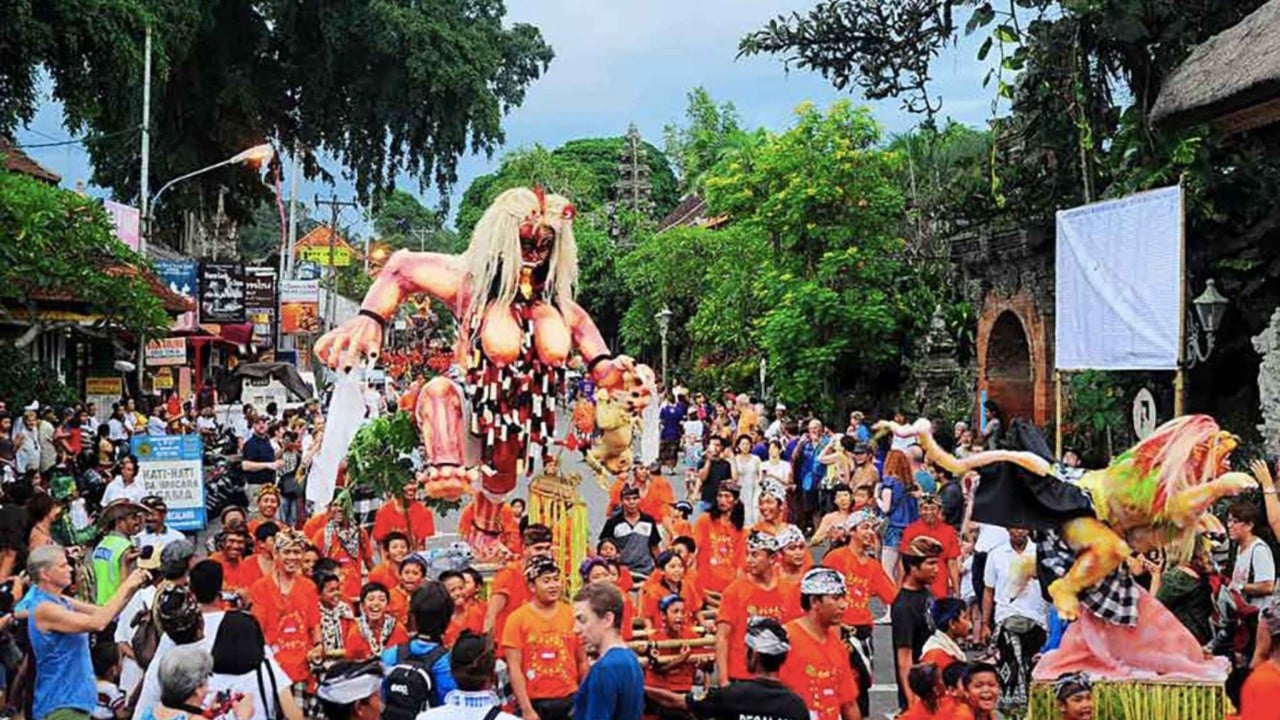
[380,580,457,718]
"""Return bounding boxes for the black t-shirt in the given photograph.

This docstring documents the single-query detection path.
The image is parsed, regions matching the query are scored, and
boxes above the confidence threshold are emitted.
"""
[699,457,733,504]
[241,433,276,486]
[687,678,809,720]
[891,586,933,709]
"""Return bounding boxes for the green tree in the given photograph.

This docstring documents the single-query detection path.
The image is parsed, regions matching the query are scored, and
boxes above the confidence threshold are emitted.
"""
[663,87,743,193]
[0,170,169,347]
[1,0,554,243]
[372,189,458,253]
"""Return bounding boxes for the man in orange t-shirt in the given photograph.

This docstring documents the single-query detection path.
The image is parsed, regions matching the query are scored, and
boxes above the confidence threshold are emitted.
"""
[692,485,747,594]
[485,523,554,642]
[372,483,436,549]
[716,531,802,683]
[780,567,860,720]
[823,509,897,717]
[1240,606,1280,720]
[310,501,375,602]
[210,529,255,599]
[502,555,584,720]
[249,530,321,689]
[898,495,960,598]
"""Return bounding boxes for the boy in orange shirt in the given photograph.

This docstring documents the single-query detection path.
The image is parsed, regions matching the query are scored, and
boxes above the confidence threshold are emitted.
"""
[502,555,584,720]
[368,531,410,590]
[775,524,813,585]
[919,598,970,673]
[345,581,409,660]
[485,523,554,642]
[581,556,639,639]
[387,554,428,629]
[210,529,255,598]
[692,483,747,595]
[645,595,698,696]
[779,567,860,720]
[440,569,485,647]
[716,531,802,683]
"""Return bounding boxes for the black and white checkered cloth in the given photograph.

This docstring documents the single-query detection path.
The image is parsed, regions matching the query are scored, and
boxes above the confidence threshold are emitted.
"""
[1038,530,1139,627]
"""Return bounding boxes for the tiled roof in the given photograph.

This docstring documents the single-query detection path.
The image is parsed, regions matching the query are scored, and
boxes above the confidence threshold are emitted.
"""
[0,137,61,183]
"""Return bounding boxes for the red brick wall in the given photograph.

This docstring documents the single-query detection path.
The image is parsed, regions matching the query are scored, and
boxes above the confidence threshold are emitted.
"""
[975,289,1053,427]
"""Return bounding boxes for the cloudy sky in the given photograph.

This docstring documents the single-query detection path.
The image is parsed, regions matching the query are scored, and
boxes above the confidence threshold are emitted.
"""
[14,1,996,231]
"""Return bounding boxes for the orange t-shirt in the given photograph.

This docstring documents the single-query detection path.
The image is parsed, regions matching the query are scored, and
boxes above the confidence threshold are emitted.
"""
[344,617,409,660]
[211,553,256,596]
[1241,659,1280,720]
[644,623,698,692]
[249,573,321,683]
[638,574,704,629]
[617,566,634,593]
[900,520,961,599]
[311,525,372,601]
[388,584,412,629]
[692,514,745,594]
[824,546,897,626]
[920,647,962,673]
[368,561,400,592]
[779,619,859,720]
[640,477,676,521]
[302,511,329,538]
[500,602,582,700]
[372,500,436,548]
[718,576,803,680]
[490,560,530,642]
[899,700,968,720]
[444,600,486,647]
[666,517,694,543]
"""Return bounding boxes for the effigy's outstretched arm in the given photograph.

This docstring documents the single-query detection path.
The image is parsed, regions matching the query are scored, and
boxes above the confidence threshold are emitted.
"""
[875,419,1055,478]
[1164,471,1257,528]
[565,300,642,390]
[315,250,465,369]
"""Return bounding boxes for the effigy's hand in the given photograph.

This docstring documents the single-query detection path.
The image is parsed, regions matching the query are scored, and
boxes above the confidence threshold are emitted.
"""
[592,355,638,391]
[315,314,385,371]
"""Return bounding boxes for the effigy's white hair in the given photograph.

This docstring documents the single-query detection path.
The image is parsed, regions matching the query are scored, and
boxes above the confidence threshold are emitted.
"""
[461,187,578,329]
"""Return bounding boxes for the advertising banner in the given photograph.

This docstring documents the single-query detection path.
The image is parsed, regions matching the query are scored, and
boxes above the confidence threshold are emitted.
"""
[155,259,198,331]
[145,337,187,366]
[131,435,206,530]
[245,267,278,349]
[280,280,322,335]
[104,201,141,252]
[199,262,246,324]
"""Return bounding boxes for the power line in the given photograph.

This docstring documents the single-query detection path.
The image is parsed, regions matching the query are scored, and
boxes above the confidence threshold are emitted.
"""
[13,125,141,149]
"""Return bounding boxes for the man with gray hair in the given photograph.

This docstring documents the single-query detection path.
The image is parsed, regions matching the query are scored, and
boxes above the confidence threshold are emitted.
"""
[151,645,252,719]
[27,544,150,720]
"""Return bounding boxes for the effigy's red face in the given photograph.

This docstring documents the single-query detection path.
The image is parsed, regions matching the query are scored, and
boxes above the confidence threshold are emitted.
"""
[521,224,555,266]
[1193,431,1236,479]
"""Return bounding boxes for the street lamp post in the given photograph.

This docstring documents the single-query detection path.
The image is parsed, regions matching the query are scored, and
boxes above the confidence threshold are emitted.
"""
[655,305,673,389]
[1174,278,1230,416]
[138,143,275,389]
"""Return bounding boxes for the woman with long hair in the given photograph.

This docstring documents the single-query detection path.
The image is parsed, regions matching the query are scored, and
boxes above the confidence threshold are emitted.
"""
[208,611,305,720]
[639,550,704,630]
[26,492,60,551]
[877,449,919,579]
[692,483,746,596]
[733,435,762,527]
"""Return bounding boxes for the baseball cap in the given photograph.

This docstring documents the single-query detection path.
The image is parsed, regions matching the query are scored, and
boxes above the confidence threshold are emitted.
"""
[160,538,196,580]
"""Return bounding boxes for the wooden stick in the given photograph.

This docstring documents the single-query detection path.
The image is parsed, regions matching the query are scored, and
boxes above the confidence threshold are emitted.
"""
[627,637,717,651]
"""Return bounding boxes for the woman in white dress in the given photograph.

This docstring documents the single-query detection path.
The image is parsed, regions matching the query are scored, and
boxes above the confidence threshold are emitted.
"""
[733,434,763,526]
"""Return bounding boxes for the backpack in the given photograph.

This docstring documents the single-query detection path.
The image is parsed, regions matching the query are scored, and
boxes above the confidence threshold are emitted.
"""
[381,642,450,720]
[130,596,162,670]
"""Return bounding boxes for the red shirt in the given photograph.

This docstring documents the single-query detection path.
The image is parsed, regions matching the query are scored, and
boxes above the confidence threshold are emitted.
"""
[692,514,744,594]
[344,617,409,661]
[899,520,961,598]
[444,600,486,647]
[644,623,698,692]
[779,619,859,720]
[372,499,436,548]
[824,545,897,626]
[211,553,255,596]
[249,573,321,683]
[1241,659,1280,720]
[490,560,530,643]
[717,575,802,680]
[311,524,372,602]
[639,573,704,629]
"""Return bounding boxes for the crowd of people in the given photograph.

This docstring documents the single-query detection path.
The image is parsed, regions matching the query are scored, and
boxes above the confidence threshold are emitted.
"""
[1,386,1279,720]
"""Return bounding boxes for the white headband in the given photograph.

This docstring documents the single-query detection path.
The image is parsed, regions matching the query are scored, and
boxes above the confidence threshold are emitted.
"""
[745,626,791,655]
[317,673,381,705]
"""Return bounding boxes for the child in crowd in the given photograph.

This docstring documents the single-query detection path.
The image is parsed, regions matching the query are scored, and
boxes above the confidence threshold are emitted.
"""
[92,639,127,720]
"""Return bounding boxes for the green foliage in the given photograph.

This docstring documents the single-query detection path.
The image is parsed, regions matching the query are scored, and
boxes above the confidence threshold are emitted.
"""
[1064,370,1127,465]
[0,169,170,340]
[345,410,462,517]
[0,0,553,238]
[0,345,79,410]
[454,137,678,238]
[662,87,743,193]
[372,189,459,253]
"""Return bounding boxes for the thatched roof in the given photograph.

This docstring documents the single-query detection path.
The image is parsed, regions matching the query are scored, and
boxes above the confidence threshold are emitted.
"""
[1151,0,1280,133]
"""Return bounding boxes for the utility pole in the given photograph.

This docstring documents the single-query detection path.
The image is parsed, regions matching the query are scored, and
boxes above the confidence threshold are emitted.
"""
[314,194,358,331]
[412,227,432,252]
[137,24,152,393]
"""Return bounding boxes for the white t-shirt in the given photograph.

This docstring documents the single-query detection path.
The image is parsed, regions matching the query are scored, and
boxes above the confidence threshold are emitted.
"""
[108,418,129,441]
[973,523,1010,554]
[206,656,292,720]
[102,477,148,505]
[890,434,918,452]
[418,691,519,720]
[761,459,792,487]
[983,541,1047,628]
[735,453,762,526]
[133,612,230,720]
[1232,537,1276,609]
[197,416,219,433]
[135,527,186,556]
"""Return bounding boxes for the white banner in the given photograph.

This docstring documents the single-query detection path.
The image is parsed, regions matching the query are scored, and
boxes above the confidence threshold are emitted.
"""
[1055,185,1183,370]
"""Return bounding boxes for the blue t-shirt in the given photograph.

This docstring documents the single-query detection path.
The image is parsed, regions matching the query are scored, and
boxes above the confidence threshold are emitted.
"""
[28,587,97,719]
[573,646,643,720]
[883,477,919,529]
[795,437,829,492]
[380,637,457,706]
[914,470,937,495]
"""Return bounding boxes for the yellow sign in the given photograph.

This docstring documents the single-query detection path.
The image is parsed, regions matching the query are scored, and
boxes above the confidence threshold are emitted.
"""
[297,244,355,267]
[85,377,123,396]
[294,226,359,267]
[153,367,174,390]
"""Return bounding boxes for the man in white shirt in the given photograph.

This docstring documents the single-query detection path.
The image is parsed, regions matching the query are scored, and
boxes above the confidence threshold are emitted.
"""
[135,496,186,557]
[102,455,148,505]
[1228,501,1276,609]
[83,403,100,436]
[981,527,1047,713]
[764,404,787,441]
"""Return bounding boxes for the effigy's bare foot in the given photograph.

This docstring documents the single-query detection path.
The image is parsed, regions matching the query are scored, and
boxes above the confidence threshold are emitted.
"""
[1048,579,1082,621]
[418,465,478,503]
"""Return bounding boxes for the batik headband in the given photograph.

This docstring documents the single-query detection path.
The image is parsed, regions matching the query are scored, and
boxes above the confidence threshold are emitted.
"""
[759,480,787,502]
[799,567,846,596]
[1053,672,1092,701]
[844,508,882,531]
[775,524,806,548]
[746,530,781,554]
[524,554,561,583]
